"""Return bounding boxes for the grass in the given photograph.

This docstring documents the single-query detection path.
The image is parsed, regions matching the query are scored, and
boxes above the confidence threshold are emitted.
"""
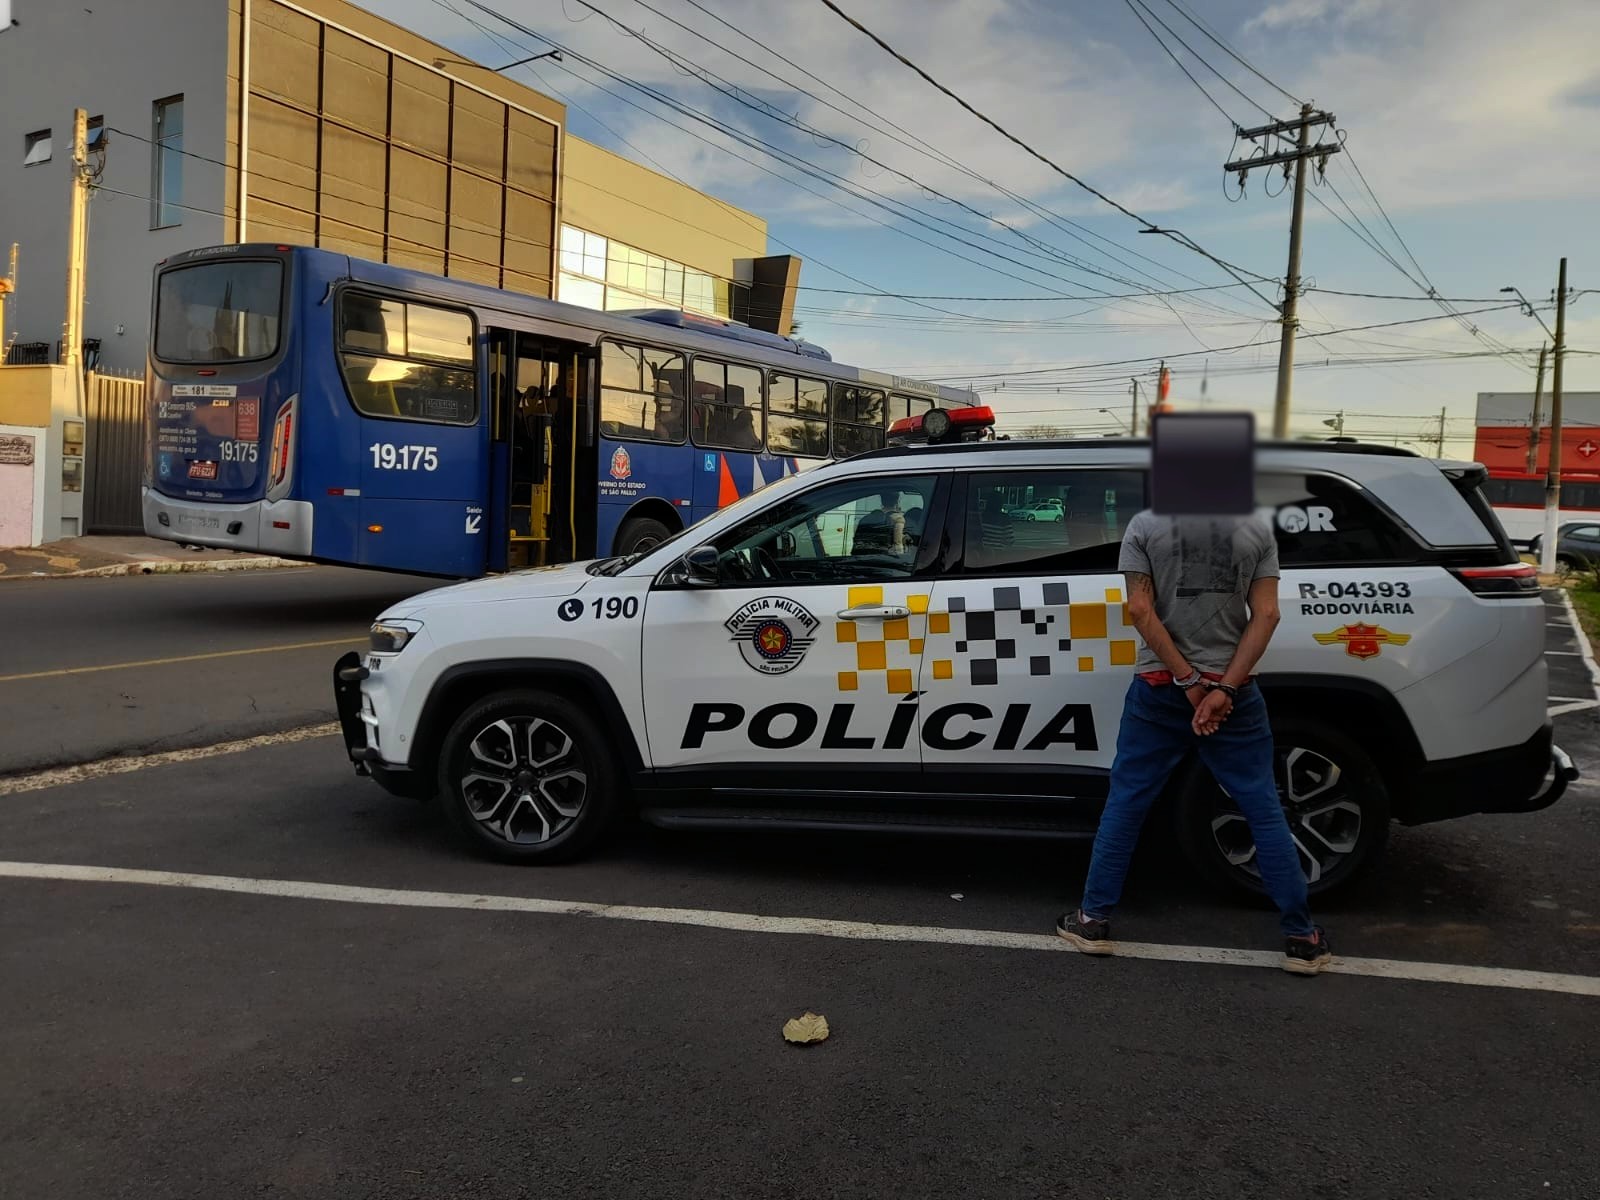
[1561,561,1600,644]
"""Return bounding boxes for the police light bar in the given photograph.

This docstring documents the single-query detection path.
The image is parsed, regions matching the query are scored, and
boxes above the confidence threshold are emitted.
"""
[886,405,996,446]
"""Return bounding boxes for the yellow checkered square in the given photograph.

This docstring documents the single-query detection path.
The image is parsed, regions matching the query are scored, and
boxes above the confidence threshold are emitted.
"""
[1070,603,1108,640]
[1110,640,1137,666]
[848,585,884,608]
[1078,656,1095,672]
[928,611,951,635]
[883,617,910,641]
[887,669,914,694]
[836,622,857,643]
[909,639,924,655]
[932,659,953,680]
[1105,587,1123,603]
[857,641,887,671]
[838,671,858,691]
[908,594,931,614]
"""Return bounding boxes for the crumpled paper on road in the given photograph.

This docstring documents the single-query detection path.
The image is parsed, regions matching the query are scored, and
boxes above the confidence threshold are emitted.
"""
[782,1012,829,1045]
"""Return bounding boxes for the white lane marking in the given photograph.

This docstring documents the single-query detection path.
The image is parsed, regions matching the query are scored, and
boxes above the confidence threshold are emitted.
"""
[1545,651,1582,656]
[0,725,339,796]
[1548,700,1600,718]
[1,861,1597,999]
[1559,589,1600,698]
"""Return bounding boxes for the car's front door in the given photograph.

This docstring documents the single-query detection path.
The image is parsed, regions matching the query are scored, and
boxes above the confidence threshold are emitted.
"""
[640,471,948,787]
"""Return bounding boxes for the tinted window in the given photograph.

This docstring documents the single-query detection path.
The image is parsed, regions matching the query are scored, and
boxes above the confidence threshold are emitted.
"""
[710,474,940,584]
[768,373,830,458]
[834,385,886,458]
[338,293,476,424]
[599,340,686,444]
[962,469,1145,574]
[691,357,762,451]
[155,260,283,363]
[1257,472,1413,565]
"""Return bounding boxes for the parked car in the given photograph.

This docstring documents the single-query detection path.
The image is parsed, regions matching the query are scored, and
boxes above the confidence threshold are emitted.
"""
[1528,522,1600,570]
[336,423,1574,899]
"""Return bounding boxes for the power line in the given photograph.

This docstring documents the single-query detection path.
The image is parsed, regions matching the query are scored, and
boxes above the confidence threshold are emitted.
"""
[1126,0,1277,123]
[1160,0,1303,106]
[814,0,1278,294]
[1121,0,1239,126]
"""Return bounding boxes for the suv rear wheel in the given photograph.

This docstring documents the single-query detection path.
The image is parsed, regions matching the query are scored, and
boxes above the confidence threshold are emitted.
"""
[1175,716,1390,898]
[436,689,619,863]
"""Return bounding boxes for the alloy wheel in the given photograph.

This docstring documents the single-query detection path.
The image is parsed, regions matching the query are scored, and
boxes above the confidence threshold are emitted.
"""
[459,716,588,844]
[1209,745,1363,886]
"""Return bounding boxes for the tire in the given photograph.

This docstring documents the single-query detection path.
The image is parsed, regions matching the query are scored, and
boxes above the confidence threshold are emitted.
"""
[1557,554,1579,573]
[1174,716,1390,898]
[435,689,620,864]
[614,515,673,556]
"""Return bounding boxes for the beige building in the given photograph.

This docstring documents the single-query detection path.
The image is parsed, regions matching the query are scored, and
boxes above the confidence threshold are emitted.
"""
[0,0,798,539]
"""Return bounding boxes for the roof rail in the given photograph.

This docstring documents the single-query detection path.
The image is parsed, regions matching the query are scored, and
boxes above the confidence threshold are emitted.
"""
[850,436,1423,463]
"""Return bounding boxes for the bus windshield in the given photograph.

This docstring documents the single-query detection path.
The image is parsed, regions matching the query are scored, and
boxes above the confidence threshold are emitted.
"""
[154,260,283,363]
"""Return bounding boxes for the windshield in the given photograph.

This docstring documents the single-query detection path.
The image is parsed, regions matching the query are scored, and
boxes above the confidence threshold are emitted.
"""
[155,260,284,363]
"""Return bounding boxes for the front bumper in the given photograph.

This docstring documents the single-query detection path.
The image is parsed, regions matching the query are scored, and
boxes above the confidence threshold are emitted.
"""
[334,651,432,800]
[1403,722,1578,824]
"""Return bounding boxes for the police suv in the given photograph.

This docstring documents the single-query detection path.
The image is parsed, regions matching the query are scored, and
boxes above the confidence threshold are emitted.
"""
[335,408,1576,896]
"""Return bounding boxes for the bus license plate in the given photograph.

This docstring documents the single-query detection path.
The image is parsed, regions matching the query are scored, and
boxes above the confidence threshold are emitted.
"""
[188,460,218,480]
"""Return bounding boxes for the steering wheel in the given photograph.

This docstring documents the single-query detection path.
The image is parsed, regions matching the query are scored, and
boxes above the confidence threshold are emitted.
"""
[752,547,779,580]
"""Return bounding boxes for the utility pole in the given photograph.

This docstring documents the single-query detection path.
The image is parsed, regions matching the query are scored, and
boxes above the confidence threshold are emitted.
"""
[1129,377,1140,437]
[62,108,90,409]
[1541,258,1570,576]
[1225,104,1341,438]
[0,242,16,360]
[1434,407,1447,458]
[1525,343,1548,477]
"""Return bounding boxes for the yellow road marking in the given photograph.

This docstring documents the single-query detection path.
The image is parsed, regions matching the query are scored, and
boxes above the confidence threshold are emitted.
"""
[0,637,364,683]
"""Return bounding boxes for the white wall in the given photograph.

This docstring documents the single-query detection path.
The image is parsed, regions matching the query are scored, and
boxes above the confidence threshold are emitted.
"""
[0,1,231,373]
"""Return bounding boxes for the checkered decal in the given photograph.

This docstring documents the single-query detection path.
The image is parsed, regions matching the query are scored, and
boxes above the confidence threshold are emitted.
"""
[834,581,1139,694]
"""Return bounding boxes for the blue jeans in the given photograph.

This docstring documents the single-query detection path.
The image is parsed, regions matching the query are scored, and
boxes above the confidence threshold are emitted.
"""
[1081,679,1314,938]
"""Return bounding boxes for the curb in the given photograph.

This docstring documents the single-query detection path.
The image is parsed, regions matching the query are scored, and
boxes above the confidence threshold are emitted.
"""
[0,556,307,581]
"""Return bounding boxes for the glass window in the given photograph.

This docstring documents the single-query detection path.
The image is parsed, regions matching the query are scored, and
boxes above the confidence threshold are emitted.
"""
[23,129,51,166]
[833,385,887,458]
[692,357,762,452]
[709,474,941,585]
[154,260,283,363]
[338,293,477,424]
[1257,472,1414,566]
[600,340,686,444]
[152,95,184,228]
[962,469,1145,575]
[768,373,831,458]
[558,272,605,311]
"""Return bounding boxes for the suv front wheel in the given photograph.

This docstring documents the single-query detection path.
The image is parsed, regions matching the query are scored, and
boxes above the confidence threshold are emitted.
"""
[1175,716,1390,897]
[436,689,619,863]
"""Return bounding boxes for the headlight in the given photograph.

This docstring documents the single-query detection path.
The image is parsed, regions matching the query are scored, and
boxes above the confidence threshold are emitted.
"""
[370,620,420,653]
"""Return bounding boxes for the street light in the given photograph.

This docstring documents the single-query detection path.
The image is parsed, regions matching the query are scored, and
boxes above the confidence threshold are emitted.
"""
[1098,408,1129,433]
[432,49,562,72]
[1500,285,1556,341]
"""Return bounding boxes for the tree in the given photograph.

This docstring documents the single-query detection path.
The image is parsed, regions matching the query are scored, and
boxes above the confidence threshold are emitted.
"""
[1017,423,1066,440]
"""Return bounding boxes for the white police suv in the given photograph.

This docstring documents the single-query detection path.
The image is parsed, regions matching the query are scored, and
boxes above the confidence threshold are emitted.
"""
[335,412,1576,896]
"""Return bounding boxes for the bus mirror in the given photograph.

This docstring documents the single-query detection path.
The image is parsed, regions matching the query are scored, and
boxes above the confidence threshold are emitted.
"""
[683,545,720,587]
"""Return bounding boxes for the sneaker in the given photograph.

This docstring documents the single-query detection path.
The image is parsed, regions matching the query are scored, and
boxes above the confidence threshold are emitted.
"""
[1057,909,1114,955]
[1283,926,1333,975]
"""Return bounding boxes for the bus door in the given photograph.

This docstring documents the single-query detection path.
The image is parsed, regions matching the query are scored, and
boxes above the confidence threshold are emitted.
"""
[491,330,584,570]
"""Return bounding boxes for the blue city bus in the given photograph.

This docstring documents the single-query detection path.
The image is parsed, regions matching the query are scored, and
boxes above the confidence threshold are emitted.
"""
[142,244,981,578]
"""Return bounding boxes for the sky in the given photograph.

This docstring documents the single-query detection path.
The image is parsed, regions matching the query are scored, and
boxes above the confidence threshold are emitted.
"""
[367,0,1600,452]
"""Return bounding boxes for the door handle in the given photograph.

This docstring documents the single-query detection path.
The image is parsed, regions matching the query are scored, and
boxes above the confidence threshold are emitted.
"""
[837,604,911,620]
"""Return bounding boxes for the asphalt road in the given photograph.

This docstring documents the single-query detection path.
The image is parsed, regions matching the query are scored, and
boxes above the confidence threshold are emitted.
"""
[2,572,1598,1197]
[0,566,442,774]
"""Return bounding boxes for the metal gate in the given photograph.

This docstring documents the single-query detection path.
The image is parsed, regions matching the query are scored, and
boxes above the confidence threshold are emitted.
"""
[84,370,146,535]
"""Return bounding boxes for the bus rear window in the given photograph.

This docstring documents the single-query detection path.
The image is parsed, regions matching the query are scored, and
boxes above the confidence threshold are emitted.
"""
[155,260,283,363]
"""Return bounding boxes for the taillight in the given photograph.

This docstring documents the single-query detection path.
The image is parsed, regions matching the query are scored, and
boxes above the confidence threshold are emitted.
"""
[1450,563,1540,597]
[268,399,295,491]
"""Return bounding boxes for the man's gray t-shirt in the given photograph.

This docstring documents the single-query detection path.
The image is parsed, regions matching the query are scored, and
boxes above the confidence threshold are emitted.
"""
[1117,511,1280,674]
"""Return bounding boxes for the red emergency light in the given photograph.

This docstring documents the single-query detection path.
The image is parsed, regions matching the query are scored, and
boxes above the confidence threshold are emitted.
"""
[886,405,996,446]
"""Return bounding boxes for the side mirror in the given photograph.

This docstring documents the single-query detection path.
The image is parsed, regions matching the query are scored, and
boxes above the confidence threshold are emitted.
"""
[683,544,719,587]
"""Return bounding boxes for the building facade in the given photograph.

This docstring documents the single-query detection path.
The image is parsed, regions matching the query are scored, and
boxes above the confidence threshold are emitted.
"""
[0,0,792,377]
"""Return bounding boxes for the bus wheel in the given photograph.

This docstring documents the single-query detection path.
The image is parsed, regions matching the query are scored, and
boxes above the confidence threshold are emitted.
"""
[436,689,618,863]
[615,515,673,556]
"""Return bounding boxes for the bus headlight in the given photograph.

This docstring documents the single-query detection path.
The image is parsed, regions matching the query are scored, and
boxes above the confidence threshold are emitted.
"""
[370,620,422,653]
